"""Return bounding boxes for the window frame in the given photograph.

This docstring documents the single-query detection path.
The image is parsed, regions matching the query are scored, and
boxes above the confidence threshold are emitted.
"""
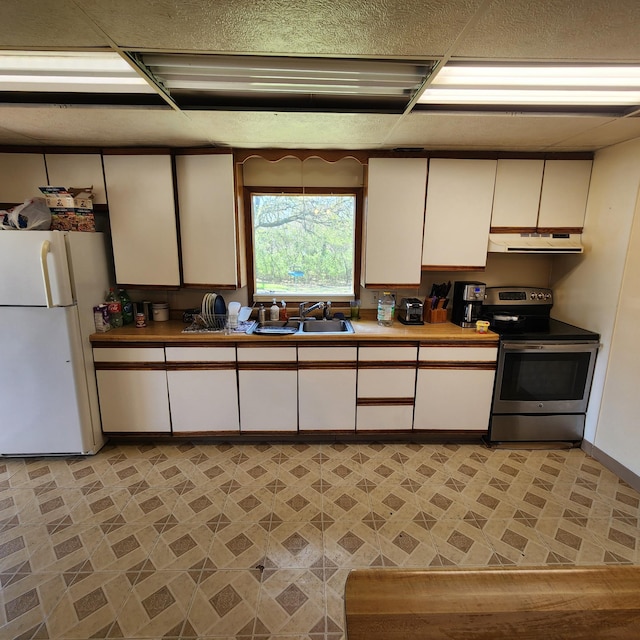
[243,185,363,302]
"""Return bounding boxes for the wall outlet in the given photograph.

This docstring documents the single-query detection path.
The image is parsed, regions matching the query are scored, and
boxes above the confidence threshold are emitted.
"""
[369,290,378,306]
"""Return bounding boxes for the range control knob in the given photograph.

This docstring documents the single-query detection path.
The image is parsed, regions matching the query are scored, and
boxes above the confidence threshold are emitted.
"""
[530,292,536,300]
[537,292,545,300]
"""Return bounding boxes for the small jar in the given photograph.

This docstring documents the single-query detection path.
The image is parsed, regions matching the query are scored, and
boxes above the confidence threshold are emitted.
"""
[476,320,490,334]
[152,302,169,322]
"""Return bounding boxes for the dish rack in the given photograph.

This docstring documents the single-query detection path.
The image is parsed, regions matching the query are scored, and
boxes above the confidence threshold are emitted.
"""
[195,313,227,330]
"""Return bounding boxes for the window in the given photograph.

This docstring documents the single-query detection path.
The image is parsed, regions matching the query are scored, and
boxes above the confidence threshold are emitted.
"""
[250,191,358,299]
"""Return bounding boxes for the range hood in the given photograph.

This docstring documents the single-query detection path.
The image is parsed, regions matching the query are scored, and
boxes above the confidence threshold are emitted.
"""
[488,233,584,254]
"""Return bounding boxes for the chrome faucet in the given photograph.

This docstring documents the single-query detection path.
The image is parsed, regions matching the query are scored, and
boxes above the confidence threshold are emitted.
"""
[299,301,325,319]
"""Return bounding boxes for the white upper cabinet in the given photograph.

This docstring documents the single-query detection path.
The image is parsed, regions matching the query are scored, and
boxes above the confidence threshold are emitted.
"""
[491,158,592,231]
[175,153,240,287]
[364,157,427,286]
[45,154,107,204]
[422,158,497,269]
[538,160,592,230]
[103,153,180,287]
[0,153,47,203]
[491,159,544,229]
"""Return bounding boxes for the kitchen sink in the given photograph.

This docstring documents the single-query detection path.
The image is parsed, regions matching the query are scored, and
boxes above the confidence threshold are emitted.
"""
[299,319,354,334]
[247,320,301,335]
[246,318,354,336]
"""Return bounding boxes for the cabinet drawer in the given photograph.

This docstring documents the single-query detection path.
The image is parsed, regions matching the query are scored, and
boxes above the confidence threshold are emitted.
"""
[358,346,418,362]
[93,347,165,363]
[298,346,357,362]
[237,346,296,363]
[165,346,236,363]
[356,405,413,431]
[419,346,498,363]
[357,368,416,398]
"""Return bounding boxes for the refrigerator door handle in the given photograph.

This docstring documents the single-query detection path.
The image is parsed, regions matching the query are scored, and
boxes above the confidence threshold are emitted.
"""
[40,240,54,308]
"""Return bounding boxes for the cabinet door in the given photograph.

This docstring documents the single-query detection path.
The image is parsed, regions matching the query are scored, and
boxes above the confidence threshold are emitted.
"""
[102,154,180,286]
[538,160,592,230]
[167,370,239,432]
[299,369,356,431]
[176,154,240,287]
[491,159,544,230]
[298,345,357,431]
[165,345,239,433]
[237,345,297,431]
[96,369,170,433]
[238,370,298,431]
[364,158,427,286]
[0,153,47,203]
[422,158,496,269]
[45,154,107,204]
[414,368,495,431]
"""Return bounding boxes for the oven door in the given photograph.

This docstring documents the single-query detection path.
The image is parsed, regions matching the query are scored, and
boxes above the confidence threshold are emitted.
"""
[492,340,599,414]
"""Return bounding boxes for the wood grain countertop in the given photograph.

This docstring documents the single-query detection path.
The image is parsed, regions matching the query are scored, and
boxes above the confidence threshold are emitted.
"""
[89,315,498,345]
[345,566,640,639]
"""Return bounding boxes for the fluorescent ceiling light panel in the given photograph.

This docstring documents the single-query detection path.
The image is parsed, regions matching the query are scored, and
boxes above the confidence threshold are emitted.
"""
[418,64,640,106]
[0,51,154,93]
[142,54,431,97]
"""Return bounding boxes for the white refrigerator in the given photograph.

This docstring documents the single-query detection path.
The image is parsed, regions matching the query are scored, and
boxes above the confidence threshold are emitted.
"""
[0,231,110,456]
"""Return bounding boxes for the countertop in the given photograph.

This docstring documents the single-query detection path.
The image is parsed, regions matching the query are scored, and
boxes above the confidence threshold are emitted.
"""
[90,314,499,345]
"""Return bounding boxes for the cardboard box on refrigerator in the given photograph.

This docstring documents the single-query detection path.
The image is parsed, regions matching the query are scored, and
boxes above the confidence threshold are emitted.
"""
[39,186,96,231]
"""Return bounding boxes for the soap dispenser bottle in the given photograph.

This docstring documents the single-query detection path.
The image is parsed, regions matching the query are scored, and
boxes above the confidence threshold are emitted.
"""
[270,298,280,321]
[258,304,266,323]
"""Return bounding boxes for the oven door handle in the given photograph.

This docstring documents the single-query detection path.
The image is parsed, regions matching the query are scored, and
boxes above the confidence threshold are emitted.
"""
[501,341,600,353]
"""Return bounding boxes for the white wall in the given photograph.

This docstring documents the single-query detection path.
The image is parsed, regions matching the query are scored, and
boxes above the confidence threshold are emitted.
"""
[374,253,552,310]
[594,187,640,474]
[551,138,640,445]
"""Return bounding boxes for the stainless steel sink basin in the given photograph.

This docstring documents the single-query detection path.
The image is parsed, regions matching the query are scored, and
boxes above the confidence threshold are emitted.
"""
[246,318,354,336]
[299,319,354,334]
[247,320,301,335]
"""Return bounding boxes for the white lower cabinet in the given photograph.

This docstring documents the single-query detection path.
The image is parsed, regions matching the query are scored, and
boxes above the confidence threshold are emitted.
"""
[237,346,298,431]
[165,346,239,433]
[92,339,498,437]
[94,346,170,433]
[298,346,357,431]
[356,345,417,431]
[413,344,497,431]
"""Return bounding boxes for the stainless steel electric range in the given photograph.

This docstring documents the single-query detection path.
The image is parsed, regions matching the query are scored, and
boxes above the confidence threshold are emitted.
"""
[483,287,600,445]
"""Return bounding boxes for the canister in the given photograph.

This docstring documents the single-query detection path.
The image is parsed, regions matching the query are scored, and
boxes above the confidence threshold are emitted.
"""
[476,320,490,334]
[152,302,169,322]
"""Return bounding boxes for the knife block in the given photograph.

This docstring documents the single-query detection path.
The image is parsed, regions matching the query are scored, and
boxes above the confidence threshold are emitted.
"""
[426,308,447,324]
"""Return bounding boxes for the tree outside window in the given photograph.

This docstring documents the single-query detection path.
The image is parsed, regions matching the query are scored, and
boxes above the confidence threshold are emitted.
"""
[251,193,356,297]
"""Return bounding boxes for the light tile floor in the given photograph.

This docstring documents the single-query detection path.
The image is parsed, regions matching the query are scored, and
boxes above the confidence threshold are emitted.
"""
[1,441,639,639]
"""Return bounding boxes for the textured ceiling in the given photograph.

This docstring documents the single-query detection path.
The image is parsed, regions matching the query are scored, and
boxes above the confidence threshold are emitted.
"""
[1,0,640,151]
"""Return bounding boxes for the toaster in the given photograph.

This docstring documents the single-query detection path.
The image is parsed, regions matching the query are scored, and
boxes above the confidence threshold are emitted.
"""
[397,297,424,325]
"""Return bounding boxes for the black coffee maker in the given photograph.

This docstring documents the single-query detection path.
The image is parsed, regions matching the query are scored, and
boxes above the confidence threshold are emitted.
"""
[451,281,486,328]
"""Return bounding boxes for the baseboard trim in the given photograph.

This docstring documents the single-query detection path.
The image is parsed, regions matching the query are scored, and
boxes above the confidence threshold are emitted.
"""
[583,441,640,493]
